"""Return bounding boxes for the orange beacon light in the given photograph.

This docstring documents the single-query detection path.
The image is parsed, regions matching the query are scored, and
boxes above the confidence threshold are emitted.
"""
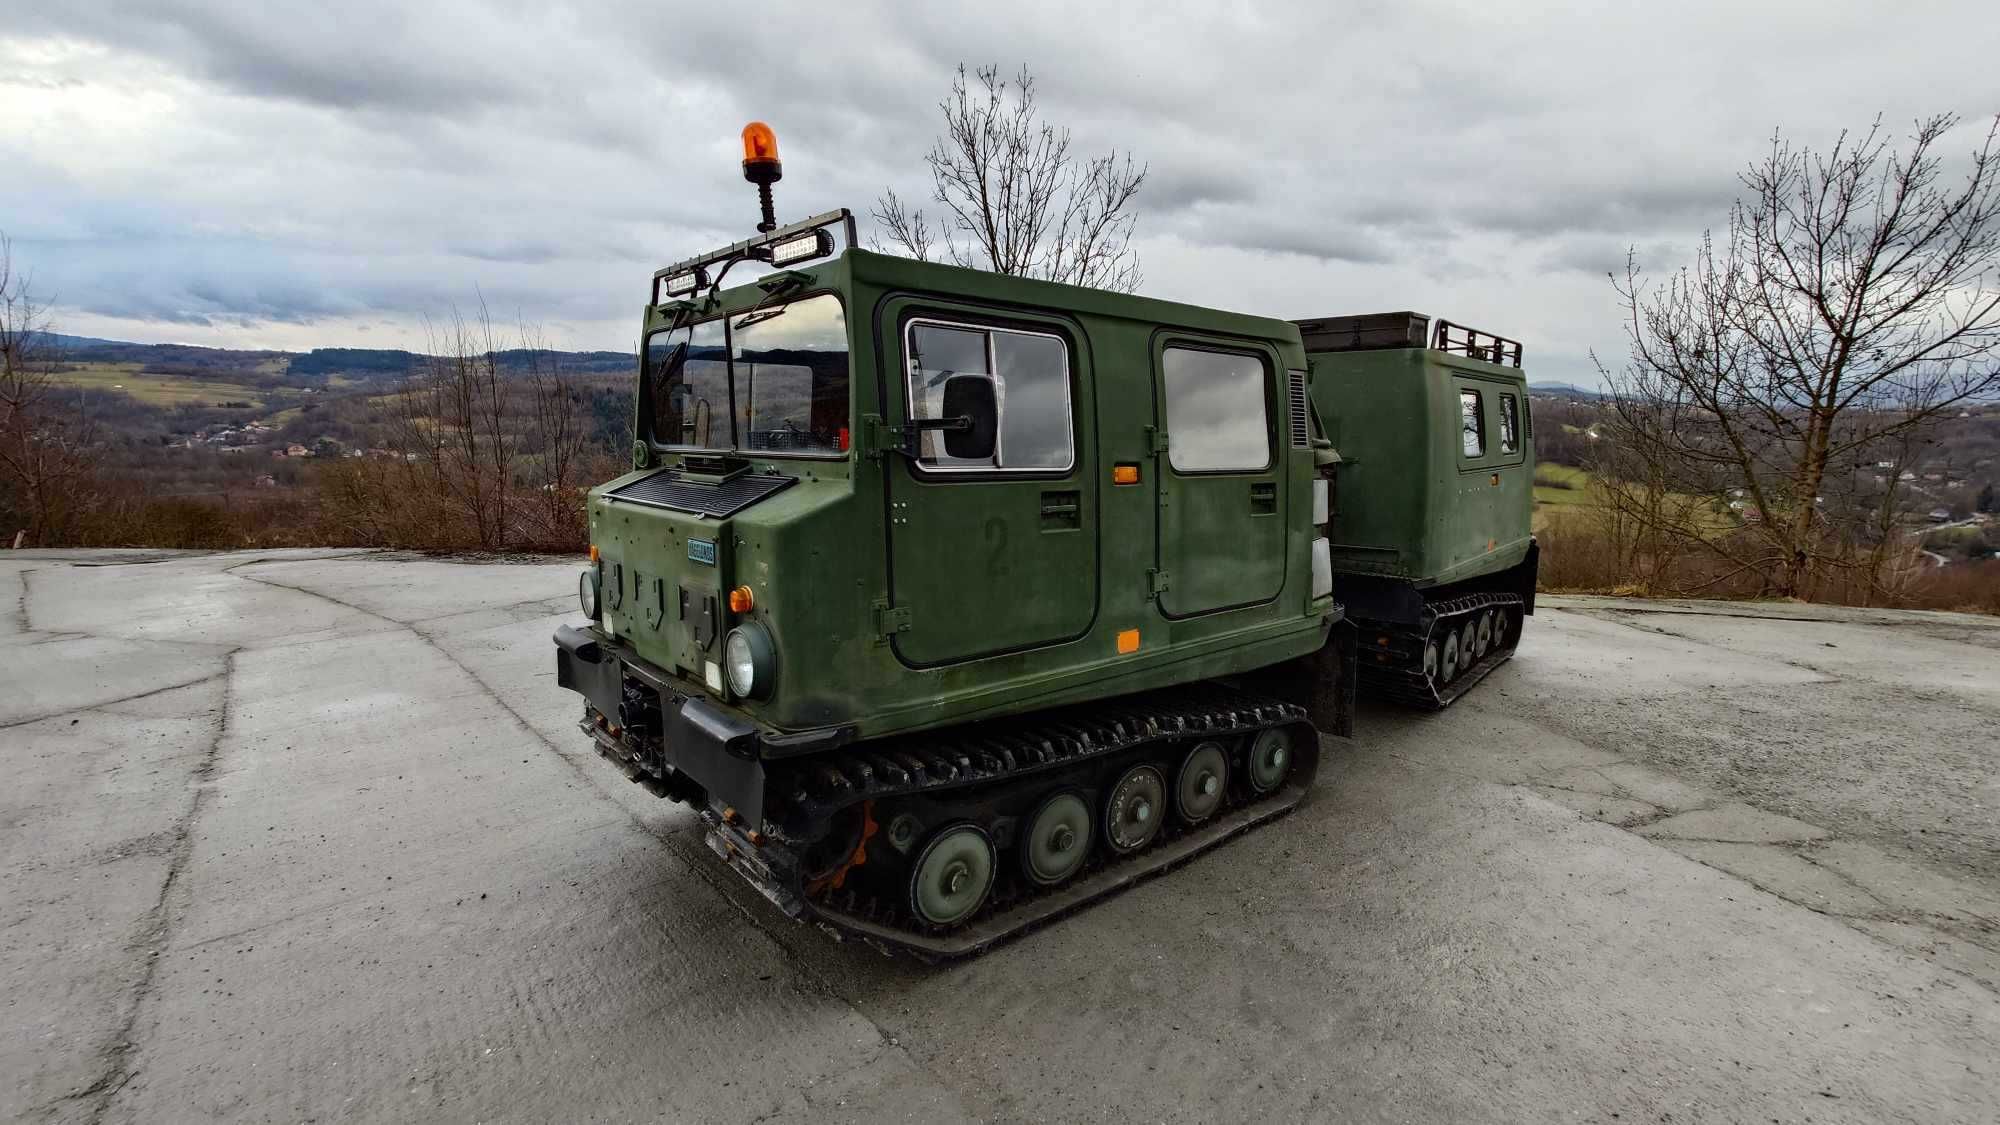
[742,122,782,231]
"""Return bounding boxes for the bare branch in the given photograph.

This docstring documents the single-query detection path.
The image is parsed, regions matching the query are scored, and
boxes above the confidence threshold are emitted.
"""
[1599,114,2000,598]
[873,63,1147,292]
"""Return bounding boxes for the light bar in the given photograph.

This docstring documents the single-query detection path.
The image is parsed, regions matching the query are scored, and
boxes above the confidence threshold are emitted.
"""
[766,228,834,268]
[658,269,705,303]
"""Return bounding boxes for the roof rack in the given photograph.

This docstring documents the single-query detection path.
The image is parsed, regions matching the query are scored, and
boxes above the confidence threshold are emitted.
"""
[1431,319,1522,368]
[651,208,858,306]
[1292,312,1526,368]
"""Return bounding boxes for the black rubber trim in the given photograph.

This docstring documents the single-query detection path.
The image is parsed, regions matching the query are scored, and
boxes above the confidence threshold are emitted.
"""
[554,624,622,719]
[551,624,857,824]
[604,469,796,518]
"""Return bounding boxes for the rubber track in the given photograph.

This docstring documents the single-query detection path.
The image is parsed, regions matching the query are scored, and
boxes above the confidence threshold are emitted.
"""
[713,684,1317,958]
[1357,591,1524,710]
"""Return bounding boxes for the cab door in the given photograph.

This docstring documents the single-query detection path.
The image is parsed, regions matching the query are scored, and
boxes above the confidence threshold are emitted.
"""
[883,305,1097,666]
[1450,373,1530,569]
[1154,338,1285,617]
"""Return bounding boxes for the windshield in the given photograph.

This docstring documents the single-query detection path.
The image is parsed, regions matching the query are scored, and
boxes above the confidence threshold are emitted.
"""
[645,293,850,455]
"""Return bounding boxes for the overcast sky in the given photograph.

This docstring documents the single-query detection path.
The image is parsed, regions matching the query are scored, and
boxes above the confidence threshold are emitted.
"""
[3,0,1996,386]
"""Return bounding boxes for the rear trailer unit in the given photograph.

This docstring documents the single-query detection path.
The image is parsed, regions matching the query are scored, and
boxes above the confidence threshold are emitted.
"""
[1295,311,1540,709]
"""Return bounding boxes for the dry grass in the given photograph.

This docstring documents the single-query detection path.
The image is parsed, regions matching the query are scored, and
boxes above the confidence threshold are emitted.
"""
[1536,506,2000,615]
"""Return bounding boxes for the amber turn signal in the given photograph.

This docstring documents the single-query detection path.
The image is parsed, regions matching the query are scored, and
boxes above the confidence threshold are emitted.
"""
[587,544,599,562]
[728,585,755,614]
[1112,464,1140,485]
[1116,628,1140,654]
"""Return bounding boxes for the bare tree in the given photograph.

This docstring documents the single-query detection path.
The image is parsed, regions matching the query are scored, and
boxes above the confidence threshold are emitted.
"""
[1598,115,2000,598]
[390,300,515,550]
[0,233,97,545]
[518,321,590,548]
[874,64,1148,293]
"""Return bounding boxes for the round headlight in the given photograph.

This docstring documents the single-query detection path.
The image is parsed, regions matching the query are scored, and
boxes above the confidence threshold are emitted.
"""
[724,623,775,699]
[578,567,599,619]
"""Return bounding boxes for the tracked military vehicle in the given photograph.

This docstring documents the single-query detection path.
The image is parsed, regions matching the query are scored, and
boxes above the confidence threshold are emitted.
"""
[1298,313,1540,708]
[552,124,1532,956]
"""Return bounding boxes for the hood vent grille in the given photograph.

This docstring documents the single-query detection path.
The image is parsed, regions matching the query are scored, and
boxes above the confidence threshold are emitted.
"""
[605,470,795,519]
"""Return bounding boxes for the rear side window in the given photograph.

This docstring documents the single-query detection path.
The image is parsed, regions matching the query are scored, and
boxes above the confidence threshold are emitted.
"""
[906,319,1073,471]
[1498,393,1520,454]
[1162,346,1271,472]
[1460,389,1485,457]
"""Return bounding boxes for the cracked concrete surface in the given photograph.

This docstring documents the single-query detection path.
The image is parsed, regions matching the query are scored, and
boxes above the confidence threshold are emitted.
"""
[2,552,1996,1123]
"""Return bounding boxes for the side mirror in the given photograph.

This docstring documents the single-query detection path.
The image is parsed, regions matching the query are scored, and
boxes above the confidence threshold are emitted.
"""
[940,375,998,461]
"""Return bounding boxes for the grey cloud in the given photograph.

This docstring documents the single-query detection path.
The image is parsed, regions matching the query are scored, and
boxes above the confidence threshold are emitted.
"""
[6,0,1998,367]
[13,3,524,113]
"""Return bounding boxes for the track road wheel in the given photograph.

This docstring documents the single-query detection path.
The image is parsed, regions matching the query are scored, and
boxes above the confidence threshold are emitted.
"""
[1019,791,1092,887]
[1246,728,1294,794]
[1175,742,1229,824]
[1474,611,1494,659]
[1460,619,1480,667]
[1104,765,1167,854]
[1423,640,1441,686]
[1440,629,1461,682]
[1491,608,1509,649]
[908,823,995,927]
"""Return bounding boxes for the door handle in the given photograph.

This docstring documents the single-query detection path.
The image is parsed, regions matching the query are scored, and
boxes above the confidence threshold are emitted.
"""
[1250,481,1277,515]
[1040,490,1082,531]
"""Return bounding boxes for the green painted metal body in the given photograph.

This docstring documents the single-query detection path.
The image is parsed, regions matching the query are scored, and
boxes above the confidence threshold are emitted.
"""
[1307,347,1535,589]
[586,249,1336,745]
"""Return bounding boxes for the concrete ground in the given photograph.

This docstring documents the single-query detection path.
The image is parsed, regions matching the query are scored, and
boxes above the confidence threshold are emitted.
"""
[2,550,1996,1124]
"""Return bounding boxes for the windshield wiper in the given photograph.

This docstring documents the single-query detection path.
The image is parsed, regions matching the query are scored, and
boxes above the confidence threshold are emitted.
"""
[733,274,809,331]
[654,338,690,384]
[732,307,787,332]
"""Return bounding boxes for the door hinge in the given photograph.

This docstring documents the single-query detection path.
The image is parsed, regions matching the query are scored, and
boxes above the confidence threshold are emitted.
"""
[860,414,897,461]
[1145,426,1170,455]
[1148,568,1172,596]
[873,600,912,642]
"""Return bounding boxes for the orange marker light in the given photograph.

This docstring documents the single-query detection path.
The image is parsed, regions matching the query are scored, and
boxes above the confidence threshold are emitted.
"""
[728,585,755,614]
[588,544,599,563]
[741,121,780,166]
[1112,464,1140,485]
[1116,628,1141,654]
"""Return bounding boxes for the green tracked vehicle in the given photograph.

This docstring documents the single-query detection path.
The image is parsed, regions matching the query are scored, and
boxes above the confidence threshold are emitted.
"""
[1297,312,1540,707]
[551,127,1534,955]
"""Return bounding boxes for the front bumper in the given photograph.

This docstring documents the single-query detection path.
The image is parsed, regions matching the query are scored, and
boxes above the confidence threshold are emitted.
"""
[553,623,770,824]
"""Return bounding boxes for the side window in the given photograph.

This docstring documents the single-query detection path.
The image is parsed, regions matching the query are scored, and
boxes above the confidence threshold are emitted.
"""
[906,319,1073,471]
[1460,389,1485,458]
[1161,346,1271,472]
[1498,393,1520,454]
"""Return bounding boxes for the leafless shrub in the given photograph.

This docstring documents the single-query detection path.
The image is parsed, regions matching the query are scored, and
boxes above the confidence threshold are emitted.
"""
[0,233,99,544]
[516,322,591,549]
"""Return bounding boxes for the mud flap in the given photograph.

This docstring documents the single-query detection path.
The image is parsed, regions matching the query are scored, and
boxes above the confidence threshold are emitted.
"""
[1518,538,1540,615]
[1271,619,1357,738]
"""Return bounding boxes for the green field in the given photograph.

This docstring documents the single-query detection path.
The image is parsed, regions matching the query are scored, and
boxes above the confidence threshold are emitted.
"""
[1533,463,1594,506]
[52,363,271,408]
[1533,461,1745,536]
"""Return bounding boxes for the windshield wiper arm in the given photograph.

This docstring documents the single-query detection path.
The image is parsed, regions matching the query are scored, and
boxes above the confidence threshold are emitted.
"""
[732,307,788,331]
[655,338,690,381]
[732,274,810,331]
